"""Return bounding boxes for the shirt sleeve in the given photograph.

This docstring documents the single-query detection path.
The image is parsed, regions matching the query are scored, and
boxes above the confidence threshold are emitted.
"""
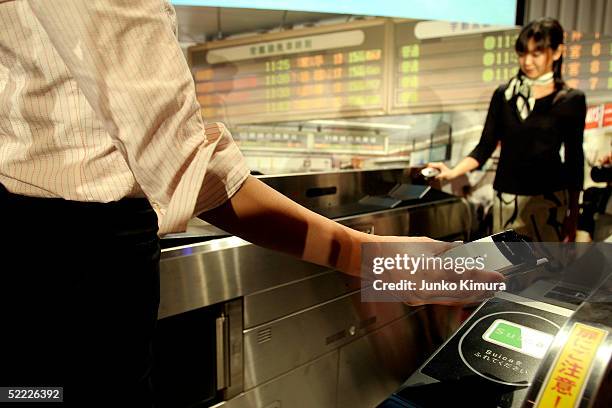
[28,0,249,235]
[563,91,586,192]
[468,87,503,168]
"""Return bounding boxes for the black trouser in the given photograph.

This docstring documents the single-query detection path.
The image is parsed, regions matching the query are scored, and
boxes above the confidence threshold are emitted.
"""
[0,184,160,407]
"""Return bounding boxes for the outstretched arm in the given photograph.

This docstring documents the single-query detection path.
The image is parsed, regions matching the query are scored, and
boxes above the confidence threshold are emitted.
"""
[199,176,505,305]
[428,88,502,181]
[428,157,480,180]
[199,176,370,277]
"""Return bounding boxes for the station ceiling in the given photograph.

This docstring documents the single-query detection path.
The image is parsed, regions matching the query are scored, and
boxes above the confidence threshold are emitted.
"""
[175,6,347,43]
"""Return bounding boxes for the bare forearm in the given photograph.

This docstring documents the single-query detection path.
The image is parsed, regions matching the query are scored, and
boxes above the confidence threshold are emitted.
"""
[452,157,480,178]
[198,176,367,276]
[429,157,480,180]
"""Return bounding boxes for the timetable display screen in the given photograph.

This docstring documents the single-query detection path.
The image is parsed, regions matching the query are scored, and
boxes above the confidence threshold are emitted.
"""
[190,19,612,124]
[191,22,387,124]
[392,21,612,112]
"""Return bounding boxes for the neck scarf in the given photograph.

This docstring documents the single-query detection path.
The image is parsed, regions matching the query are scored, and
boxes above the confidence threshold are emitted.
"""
[504,71,554,120]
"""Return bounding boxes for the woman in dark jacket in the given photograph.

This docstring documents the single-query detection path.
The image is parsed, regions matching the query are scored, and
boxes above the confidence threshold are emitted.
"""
[429,18,586,242]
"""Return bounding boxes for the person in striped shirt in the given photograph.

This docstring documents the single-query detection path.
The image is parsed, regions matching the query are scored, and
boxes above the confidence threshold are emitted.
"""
[0,1,503,406]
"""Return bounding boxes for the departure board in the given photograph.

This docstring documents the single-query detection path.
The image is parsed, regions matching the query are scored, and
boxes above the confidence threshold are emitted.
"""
[190,18,612,124]
[557,31,612,95]
[392,21,519,110]
[190,21,388,124]
[392,21,612,112]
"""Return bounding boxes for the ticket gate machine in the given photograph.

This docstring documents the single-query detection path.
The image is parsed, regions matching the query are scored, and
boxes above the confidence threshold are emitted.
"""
[378,242,612,408]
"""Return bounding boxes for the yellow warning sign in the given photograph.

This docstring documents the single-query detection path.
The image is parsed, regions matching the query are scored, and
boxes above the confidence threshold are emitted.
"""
[535,322,608,408]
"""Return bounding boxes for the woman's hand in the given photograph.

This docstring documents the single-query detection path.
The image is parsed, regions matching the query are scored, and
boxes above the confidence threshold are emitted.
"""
[427,162,457,181]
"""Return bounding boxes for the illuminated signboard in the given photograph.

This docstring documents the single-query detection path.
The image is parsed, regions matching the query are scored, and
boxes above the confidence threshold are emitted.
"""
[392,21,612,113]
[190,19,612,124]
[190,20,387,124]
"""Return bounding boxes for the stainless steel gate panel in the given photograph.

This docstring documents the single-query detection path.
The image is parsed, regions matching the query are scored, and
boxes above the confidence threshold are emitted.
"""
[243,290,417,389]
[159,238,330,319]
[336,311,433,408]
[407,200,470,239]
[220,350,338,408]
[244,270,360,329]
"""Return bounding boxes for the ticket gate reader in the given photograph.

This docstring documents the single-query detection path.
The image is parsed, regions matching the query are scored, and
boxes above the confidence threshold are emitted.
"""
[378,242,612,408]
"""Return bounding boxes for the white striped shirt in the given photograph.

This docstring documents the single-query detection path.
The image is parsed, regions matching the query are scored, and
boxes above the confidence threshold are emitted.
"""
[0,0,249,235]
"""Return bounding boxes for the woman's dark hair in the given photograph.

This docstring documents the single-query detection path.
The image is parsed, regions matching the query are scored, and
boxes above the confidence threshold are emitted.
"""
[515,17,565,89]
